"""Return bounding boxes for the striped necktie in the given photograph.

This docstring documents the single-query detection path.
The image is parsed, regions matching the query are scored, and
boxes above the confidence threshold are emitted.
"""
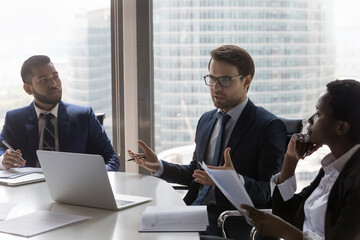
[41,113,55,151]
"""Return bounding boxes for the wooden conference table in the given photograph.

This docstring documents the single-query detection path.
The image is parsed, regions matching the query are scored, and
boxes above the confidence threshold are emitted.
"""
[0,172,199,240]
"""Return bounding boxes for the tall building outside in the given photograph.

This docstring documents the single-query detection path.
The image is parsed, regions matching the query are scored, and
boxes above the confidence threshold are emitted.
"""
[66,9,113,139]
[153,0,335,154]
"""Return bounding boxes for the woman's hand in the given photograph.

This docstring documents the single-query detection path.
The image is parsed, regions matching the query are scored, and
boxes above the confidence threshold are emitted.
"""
[279,134,321,183]
[240,204,302,240]
[286,133,321,160]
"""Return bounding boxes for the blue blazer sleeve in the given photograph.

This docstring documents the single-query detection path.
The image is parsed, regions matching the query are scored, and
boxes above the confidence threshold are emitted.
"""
[159,113,206,185]
[86,108,120,171]
[58,102,120,171]
[0,104,39,166]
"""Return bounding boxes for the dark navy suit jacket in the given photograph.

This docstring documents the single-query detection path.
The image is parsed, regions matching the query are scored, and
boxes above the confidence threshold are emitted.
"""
[160,99,287,237]
[272,148,360,240]
[0,101,119,171]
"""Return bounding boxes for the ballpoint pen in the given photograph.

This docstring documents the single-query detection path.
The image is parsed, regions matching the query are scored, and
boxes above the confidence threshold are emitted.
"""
[127,155,147,161]
[2,140,25,161]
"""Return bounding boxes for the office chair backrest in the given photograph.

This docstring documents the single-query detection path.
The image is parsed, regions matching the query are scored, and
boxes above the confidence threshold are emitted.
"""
[95,113,105,126]
[279,117,304,145]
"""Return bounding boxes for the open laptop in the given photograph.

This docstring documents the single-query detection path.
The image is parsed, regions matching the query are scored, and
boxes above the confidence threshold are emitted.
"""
[36,150,151,210]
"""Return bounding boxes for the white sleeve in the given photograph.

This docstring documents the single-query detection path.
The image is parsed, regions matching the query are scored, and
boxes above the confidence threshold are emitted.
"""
[152,159,164,177]
[303,229,323,240]
[237,174,245,185]
[0,154,4,169]
[270,173,297,201]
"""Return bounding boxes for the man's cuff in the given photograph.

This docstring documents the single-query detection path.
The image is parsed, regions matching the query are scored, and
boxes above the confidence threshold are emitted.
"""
[0,154,4,170]
[152,159,164,177]
[270,173,296,201]
[237,174,245,185]
[303,230,322,240]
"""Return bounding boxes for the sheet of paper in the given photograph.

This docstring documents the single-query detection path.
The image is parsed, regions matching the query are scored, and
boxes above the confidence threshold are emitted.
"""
[139,206,208,232]
[0,211,90,237]
[200,162,253,221]
[0,173,45,186]
[0,203,16,221]
[0,168,42,179]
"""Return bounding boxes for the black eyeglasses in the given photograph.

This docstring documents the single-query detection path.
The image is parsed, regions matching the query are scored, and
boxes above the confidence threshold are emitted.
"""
[203,75,243,87]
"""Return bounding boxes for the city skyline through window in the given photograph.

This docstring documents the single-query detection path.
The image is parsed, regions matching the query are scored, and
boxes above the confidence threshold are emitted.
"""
[0,0,113,139]
[0,1,359,181]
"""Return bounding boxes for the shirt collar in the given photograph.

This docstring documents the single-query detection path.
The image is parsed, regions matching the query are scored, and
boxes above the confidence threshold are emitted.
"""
[217,97,248,122]
[33,102,59,119]
[321,144,360,173]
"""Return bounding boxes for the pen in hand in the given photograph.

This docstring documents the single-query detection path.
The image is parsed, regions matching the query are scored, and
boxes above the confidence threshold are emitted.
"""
[2,140,26,161]
[127,155,147,161]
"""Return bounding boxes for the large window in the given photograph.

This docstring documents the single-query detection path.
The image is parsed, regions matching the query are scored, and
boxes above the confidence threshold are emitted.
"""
[152,0,360,188]
[0,1,113,139]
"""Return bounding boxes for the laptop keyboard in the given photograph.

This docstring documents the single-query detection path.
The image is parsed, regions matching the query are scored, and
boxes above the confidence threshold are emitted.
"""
[116,199,134,207]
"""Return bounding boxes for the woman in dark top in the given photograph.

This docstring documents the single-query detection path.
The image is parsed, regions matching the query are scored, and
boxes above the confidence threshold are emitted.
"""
[240,79,360,240]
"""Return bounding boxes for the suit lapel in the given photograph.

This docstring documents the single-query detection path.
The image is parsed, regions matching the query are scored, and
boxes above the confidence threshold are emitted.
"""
[57,101,70,151]
[198,111,217,167]
[25,103,39,162]
[222,100,256,164]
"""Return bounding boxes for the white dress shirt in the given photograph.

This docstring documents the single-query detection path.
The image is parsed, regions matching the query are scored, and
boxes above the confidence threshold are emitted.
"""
[34,103,59,152]
[270,144,360,240]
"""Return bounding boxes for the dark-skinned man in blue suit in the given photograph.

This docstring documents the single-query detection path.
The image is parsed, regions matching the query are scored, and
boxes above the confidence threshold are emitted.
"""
[128,45,287,239]
[0,55,119,171]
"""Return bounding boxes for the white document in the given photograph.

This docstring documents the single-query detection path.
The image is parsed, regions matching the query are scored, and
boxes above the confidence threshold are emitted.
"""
[200,162,253,220]
[0,173,45,186]
[0,203,16,221]
[139,206,208,232]
[0,168,42,179]
[0,211,90,237]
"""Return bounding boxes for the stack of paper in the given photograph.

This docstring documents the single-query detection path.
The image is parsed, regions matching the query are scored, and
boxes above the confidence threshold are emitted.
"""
[139,206,208,232]
[0,168,44,186]
[0,167,42,179]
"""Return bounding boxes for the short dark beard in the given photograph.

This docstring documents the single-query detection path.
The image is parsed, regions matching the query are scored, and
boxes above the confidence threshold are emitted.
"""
[32,88,62,105]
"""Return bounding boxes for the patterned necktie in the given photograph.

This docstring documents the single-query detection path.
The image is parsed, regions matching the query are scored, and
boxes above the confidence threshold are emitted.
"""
[41,113,55,151]
[192,112,231,205]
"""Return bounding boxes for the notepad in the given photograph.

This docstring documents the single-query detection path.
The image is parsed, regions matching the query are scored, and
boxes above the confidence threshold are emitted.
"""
[0,167,42,179]
[0,173,45,186]
[139,206,208,232]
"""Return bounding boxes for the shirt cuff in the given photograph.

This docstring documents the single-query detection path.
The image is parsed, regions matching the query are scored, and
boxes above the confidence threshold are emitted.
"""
[270,173,296,201]
[153,159,164,177]
[0,154,4,169]
[237,174,245,185]
[303,230,322,240]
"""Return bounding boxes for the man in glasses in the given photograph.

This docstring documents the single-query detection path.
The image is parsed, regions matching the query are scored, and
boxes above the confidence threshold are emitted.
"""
[128,45,287,238]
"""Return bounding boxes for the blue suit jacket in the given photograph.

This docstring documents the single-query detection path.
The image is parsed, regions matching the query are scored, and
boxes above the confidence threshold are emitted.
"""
[0,101,119,171]
[160,99,287,237]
